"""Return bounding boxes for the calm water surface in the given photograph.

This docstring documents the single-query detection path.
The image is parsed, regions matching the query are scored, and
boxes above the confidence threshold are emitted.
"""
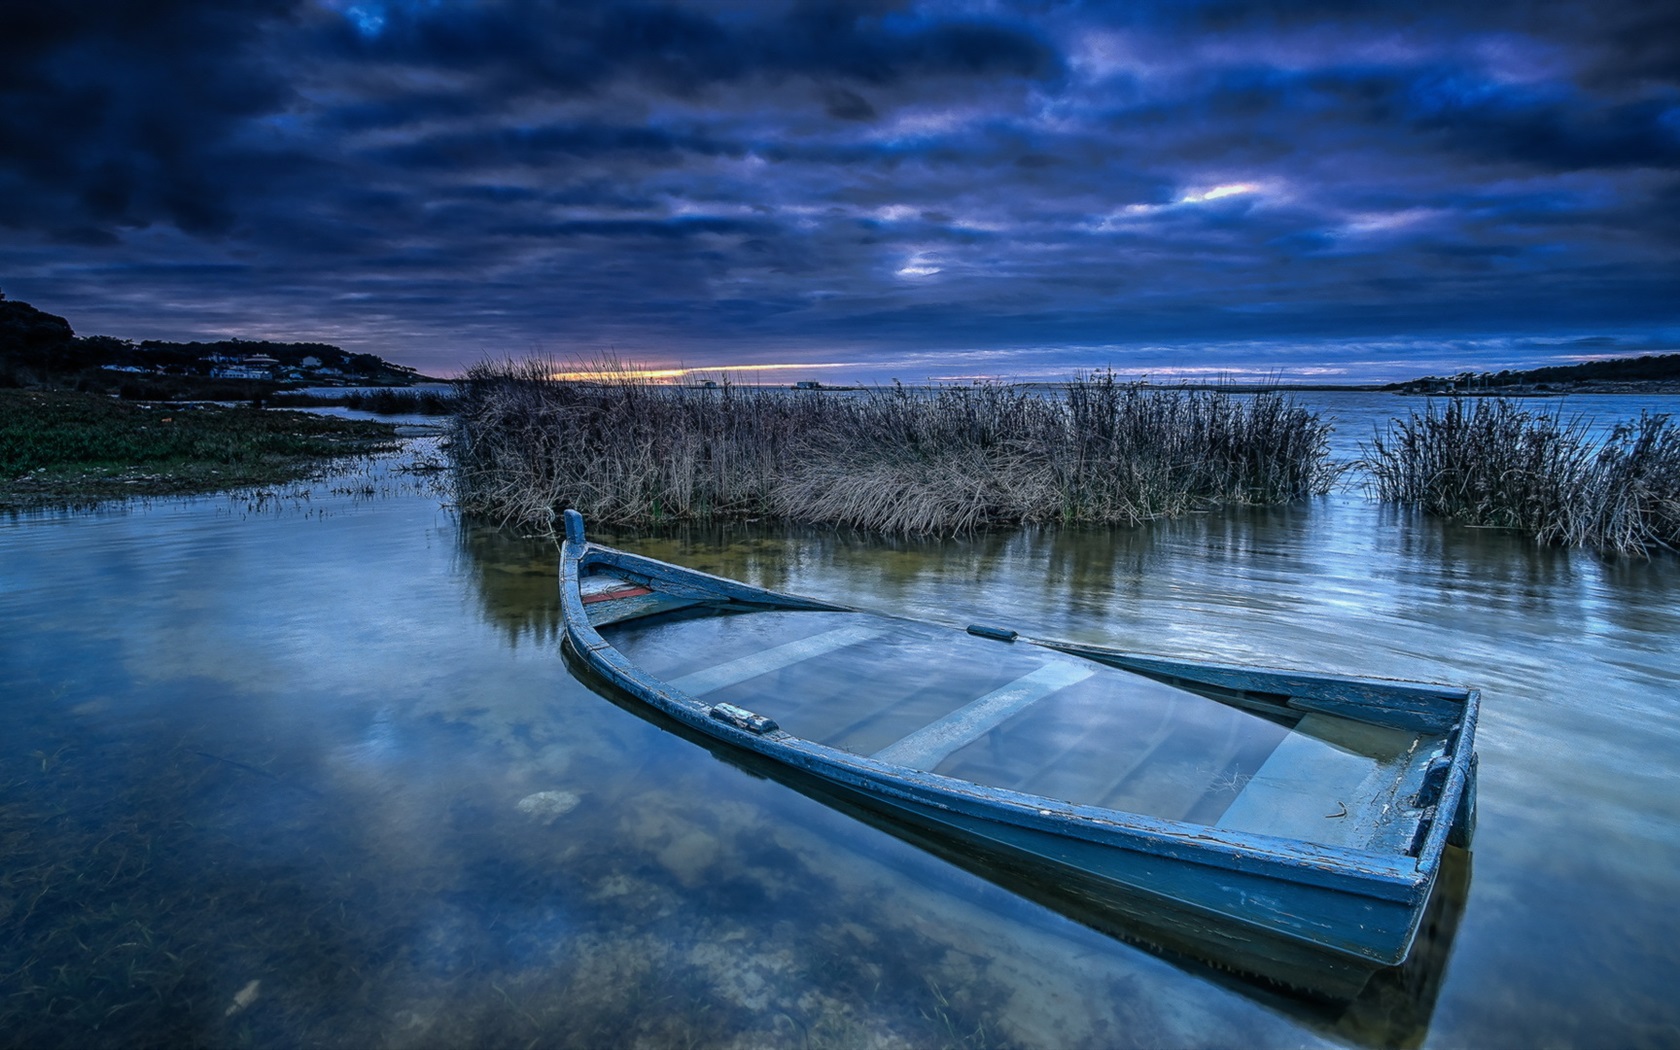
[3,395,1679,1048]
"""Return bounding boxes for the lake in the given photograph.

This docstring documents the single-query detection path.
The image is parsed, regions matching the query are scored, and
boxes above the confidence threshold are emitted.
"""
[3,392,1678,1048]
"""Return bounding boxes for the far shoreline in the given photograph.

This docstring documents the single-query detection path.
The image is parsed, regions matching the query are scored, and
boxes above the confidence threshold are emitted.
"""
[993,380,1680,396]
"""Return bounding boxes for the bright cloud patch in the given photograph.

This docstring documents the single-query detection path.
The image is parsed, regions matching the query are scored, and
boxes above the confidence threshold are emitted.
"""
[1177,183,1260,204]
[896,252,943,278]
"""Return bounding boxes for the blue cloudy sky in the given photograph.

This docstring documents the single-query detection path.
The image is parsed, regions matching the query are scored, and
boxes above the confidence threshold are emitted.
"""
[2,1,1677,382]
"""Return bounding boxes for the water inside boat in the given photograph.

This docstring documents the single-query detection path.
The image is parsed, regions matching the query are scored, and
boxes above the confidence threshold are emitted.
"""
[591,585,1446,854]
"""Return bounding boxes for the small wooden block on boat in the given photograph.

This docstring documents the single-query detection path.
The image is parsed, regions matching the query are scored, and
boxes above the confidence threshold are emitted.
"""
[709,702,779,734]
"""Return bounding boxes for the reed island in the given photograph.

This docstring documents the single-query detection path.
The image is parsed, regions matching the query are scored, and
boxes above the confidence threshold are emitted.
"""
[449,361,1339,535]
[451,361,1680,557]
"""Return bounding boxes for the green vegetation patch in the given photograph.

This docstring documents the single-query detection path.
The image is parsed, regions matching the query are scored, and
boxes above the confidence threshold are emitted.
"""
[1,388,399,508]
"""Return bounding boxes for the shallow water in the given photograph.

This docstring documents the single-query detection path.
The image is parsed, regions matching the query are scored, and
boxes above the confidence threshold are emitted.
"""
[3,395,1680,1048]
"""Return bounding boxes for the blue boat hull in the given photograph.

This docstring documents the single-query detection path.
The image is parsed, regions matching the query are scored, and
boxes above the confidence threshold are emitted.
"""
[556,510,1479,981]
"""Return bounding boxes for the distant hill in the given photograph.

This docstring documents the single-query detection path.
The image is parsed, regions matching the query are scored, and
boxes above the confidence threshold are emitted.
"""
[0,293,77,372]
[119,337,429,384]
[1387,353,1680,393]
[0,291,436,387]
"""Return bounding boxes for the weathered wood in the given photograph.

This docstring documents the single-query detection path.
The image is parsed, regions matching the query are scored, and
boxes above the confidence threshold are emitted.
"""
[579,583,652,604]
[584,590,702,626]
[553,509,1480,975]
[1044,644,1467,733]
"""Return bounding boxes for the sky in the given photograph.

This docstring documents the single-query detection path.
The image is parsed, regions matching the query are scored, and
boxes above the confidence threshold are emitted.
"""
[2,1,1677,383]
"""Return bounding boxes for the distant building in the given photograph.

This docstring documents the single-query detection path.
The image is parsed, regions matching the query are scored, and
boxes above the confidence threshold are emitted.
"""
[794,380,822,390]
[213,355,280,380]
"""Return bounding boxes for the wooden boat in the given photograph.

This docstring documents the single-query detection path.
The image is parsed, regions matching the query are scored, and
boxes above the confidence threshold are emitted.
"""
[563,655,1474,1021]
[558,510,1479,986]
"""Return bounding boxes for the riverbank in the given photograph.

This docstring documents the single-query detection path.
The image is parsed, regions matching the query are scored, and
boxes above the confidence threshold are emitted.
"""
[0,388,400,510]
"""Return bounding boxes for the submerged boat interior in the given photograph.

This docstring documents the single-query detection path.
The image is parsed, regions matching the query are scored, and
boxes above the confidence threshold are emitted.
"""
[580,570,1456,857]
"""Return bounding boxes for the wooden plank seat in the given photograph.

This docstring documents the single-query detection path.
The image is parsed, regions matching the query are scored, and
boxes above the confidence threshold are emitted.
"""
[930,676,1295,822]
[669,623,884,696]
[580,574,707,626]
[1214,714,1438,851]
[872,661,1095,771]
[584,590,703,626]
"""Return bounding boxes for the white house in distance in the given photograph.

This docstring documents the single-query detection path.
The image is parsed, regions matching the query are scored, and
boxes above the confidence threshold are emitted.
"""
[212,354,281,380]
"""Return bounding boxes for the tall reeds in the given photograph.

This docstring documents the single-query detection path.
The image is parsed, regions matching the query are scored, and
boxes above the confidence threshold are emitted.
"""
[1363,398,1680,555]
[338,387,459,415]
[449,362,1337,534]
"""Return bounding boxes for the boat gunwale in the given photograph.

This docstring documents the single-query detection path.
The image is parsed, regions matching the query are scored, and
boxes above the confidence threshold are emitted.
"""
[554,521,1476,914]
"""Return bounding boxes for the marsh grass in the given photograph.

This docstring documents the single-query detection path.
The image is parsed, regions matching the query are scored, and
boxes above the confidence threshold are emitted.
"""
[1363,398,1680,555]
[0,388,397,507]
[450,361,1337,534]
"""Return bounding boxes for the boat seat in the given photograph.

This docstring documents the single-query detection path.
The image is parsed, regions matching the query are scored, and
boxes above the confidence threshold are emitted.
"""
[669,623,883,696]
[871,660,1095,771]
[584,589,703,626]
[1214,714,1428,850]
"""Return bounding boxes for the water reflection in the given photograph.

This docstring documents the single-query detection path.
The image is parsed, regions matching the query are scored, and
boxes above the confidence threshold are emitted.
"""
[566,635,1473,1047]
[4,462,1328,1047]
[482,488,1680,1048]
[456,522,563,645]
[5,405,1680,1048]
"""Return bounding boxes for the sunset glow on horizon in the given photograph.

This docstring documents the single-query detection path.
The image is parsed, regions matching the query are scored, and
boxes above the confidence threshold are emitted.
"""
[546,360,861,383]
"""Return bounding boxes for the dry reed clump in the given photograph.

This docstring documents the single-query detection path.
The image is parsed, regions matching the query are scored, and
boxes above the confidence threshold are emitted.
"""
[1362,398,1680,555]
[449,362,1337,535]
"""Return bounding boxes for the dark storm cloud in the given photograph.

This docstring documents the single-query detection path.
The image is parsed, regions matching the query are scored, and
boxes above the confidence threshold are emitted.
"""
[318,1,1060,96]
[0,0,1675,380]
[0,0,301,238]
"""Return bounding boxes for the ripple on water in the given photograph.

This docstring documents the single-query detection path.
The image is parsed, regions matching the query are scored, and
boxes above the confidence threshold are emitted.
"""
[4,408,1680,1047]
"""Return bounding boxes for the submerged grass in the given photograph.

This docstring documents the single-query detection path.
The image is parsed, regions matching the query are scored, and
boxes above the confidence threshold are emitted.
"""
[1363,398,1680,556]
[450,361,1337,534]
